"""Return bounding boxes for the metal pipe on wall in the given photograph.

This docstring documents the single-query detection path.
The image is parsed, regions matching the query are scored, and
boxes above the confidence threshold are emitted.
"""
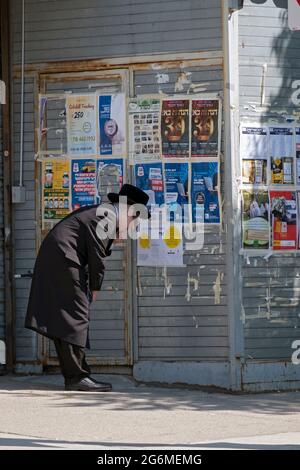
[19,0,25,187]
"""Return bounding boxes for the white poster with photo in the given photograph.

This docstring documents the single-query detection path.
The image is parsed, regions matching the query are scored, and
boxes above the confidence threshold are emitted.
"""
[99,93,127,156]
[66,94,97,156]
[240,125,268,159]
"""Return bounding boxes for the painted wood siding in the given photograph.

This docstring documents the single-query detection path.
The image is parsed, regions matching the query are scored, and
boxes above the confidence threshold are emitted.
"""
[239,0,300,360]
[134,66,228,361]
[11,0,222,64]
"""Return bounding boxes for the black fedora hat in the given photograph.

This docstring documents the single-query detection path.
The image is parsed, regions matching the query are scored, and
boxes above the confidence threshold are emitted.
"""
[107,184,151,219]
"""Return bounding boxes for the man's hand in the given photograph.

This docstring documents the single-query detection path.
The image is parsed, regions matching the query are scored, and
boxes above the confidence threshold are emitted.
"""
[92,291,98,302]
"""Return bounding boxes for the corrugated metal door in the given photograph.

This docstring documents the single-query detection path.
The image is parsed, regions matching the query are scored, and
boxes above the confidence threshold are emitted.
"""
[39,70,133,367]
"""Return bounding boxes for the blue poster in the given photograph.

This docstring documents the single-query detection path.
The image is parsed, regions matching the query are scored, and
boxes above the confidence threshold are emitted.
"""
[134,163,164,207]
[71,159,96,211]
[99,94,126,156]
[165,162,189,222]
[191,162,220,224]
[96,158,124,202]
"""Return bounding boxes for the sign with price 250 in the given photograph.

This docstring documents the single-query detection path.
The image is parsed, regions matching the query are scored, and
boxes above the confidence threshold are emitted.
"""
[67,94,97,156]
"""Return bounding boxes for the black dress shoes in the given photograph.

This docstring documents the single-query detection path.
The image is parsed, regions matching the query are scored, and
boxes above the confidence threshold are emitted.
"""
[65,377,112,392]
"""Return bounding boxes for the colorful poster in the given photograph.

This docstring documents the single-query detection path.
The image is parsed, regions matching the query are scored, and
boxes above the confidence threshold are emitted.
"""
[96,158,124,201]
[66,94,97,155]
[71,159,96,211]
[161,99,190,157]
[296,128,300,185]
[99,93,126,156]
[134,162,164,206]
[242,159,267,185]
[191,162,220,224]
[242,190,270,249]
[128,97,161,164]
[137,222,184,267]
[43,160,70,222]
[270,190,297,250]
[191,99,219,157]
[240,125,268,158]
[271,157,294,184]
[269,126,294,157]
[165,162,189,222]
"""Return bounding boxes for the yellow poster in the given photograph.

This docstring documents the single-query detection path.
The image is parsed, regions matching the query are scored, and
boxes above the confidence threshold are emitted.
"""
[43,160,70,223]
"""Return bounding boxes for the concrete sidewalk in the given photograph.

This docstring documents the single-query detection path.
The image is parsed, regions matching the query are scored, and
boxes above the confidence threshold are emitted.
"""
[0,374,300,450]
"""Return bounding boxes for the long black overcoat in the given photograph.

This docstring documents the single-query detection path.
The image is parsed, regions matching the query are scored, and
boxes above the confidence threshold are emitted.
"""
[25,203,116,348]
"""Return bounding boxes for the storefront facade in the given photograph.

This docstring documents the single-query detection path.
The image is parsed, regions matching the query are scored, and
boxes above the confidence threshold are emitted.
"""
[1,0,300,391]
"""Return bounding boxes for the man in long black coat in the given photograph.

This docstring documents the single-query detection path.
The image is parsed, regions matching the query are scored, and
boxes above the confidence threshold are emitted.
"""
[25,184,150,391]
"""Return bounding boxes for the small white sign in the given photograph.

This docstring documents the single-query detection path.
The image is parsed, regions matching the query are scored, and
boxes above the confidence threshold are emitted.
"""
[0,80,6,105]
[0,340,5,364]
[288,0,300,31]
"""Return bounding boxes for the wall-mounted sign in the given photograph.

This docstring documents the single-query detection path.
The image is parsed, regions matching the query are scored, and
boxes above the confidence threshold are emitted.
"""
[288,0,300,31]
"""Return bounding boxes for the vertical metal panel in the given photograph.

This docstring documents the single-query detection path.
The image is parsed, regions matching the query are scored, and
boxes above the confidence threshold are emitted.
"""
[239,0,300,360]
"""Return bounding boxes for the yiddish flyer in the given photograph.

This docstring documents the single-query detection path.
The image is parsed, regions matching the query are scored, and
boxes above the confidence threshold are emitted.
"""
[161,99,190,158]
[269,126,294,158]
[270,190,297,250]
[165,162,189,223]
[128,97,161,164]
[191,99,219,157]
[296,127,300,184]
[242,189,270,249]
[240,125,268,159]
[242,159,267,185]
[99,94,126,156]
[134,162,164,206]
[43,160,70,224]
[66,94,97,156]
[191,162,220,224]
[71,159,96,210]
[95,158,124,201]
[137,221,184,267]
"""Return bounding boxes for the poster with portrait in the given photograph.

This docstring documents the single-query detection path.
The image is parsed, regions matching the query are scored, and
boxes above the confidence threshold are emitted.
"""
[99,93,126,156]
[134,162,164,207]
[71,159,96,211]
[43,160,70,224]
[242,190,270,249]
[191,162,220,224]
[95,158,124,202]
[165,162,189,222]
[240,125,269,159]
[161,99,190,158]
[191,99,220,157]
[128,97,161,164]
[270,190,297,250]
[66,94,97,156]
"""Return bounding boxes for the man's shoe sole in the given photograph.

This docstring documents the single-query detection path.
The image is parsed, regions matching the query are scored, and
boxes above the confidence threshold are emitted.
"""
[65,385,112,392]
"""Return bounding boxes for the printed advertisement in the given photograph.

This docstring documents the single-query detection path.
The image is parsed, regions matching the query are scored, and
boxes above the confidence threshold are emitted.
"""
[270,190,297,250]
[165,162,189,222]
[66,94,97,156]
[99,94,126,156]
[137,221,184,267]
[240,125,269,159]
[296,127,300,184]
[191,162,220,224]
[271,157,294,184]
[242,159,267,185]
[71,159,96,211]
[134,162,164,206]
[242,190,270,249]
[43,160,70,222]
[269,126,294,158]
[96,158,124,201]
[128,97,161,164]
[161,99,190,158]
[191,99,219,157]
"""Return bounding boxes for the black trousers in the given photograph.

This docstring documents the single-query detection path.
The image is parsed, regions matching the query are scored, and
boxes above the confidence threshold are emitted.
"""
[53,338,91,385]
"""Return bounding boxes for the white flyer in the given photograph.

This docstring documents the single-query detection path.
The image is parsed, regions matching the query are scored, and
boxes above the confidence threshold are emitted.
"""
[240,125,268,158]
